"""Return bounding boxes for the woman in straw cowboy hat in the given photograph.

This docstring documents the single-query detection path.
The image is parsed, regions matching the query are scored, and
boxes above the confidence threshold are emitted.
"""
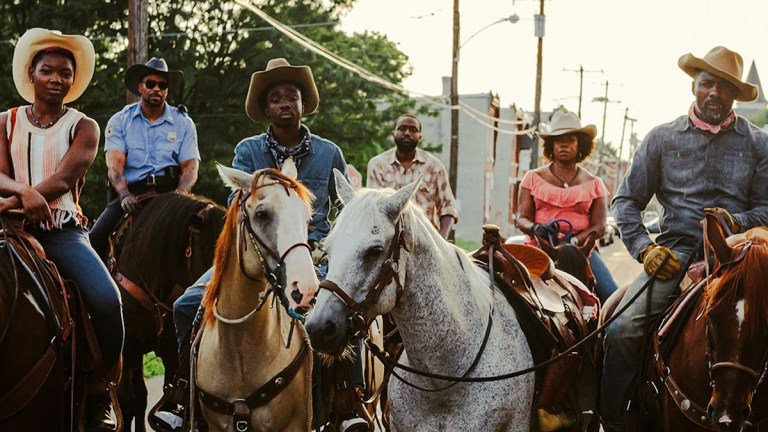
[0,28,124,431]
[515,108,619,303]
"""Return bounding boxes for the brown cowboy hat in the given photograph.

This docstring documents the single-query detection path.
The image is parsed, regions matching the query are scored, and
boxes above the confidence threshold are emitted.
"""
[678,46,758,102]
[13,28,95,104]
[124,57,183,96]
[539,109,597,140]
[245,58,319,122]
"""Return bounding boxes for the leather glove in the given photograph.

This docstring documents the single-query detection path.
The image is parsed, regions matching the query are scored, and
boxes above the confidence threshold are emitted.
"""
[532,223,557,239]
[704,207,741,234]
[639,244,680,280]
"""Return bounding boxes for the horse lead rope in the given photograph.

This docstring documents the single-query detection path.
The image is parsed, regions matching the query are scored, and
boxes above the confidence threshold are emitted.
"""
[365,254,673,384]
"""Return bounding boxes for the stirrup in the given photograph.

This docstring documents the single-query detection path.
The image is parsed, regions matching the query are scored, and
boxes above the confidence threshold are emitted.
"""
[339,416,370,432]
[150,409,184,431]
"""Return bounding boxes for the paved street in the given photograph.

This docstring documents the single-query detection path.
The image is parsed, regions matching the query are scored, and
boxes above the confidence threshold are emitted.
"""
[142,238,641,430]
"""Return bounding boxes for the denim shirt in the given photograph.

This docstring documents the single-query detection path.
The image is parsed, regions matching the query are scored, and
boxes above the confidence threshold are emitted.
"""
[230,131,348,243]
[613,115,768,260]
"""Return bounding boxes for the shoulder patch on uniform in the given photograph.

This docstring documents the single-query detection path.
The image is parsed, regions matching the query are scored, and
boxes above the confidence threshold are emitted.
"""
[105,124,114,138]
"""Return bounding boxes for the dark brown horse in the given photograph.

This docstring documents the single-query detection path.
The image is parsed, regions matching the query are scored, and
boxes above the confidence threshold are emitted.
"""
[653,215,768,431]
[112,193,225,432]
[539,233,597,291]
[0,214,71,431]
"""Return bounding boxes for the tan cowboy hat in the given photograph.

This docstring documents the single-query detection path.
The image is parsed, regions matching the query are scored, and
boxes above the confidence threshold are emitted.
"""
[245,58,319,122]
[678,46,758,102]
[539,109,597,140]
[124,57,183,96]
[13,28,95,104]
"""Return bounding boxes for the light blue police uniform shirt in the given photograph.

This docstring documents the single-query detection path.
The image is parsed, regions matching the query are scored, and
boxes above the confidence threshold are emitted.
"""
[104,102,200,184]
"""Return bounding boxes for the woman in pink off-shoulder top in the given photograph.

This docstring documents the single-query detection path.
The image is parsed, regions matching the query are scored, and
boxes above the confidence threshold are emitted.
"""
[515,109,618,302]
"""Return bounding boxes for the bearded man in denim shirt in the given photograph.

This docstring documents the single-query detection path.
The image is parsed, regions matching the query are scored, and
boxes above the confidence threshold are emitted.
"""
[601,46,768,431]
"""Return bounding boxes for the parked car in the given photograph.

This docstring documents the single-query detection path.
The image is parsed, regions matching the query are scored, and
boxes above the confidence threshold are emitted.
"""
[600,216,618,247]
[645,216,660,234]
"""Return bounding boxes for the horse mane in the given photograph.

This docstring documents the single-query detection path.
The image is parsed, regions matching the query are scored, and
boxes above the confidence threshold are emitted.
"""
[703,229,768,341]
[119,193,225,298]
[202,168,314,325]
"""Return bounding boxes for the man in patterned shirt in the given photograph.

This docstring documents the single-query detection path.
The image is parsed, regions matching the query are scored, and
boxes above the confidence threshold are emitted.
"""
[367,113,458,239]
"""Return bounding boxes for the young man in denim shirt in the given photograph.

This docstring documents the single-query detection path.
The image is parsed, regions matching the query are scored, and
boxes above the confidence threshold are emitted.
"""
[601,46,768,431]
[161,59,368,432]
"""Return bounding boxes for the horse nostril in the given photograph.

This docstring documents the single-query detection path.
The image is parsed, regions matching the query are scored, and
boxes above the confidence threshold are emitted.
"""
[323,319,337,336]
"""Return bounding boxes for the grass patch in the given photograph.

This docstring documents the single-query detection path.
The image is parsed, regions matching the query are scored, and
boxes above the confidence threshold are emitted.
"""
[143,352,165,379]
[455,238,480,252]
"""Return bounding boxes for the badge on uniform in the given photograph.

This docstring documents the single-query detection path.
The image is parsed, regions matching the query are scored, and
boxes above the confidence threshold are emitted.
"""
[105,124,114,138]
[167,132,177,142]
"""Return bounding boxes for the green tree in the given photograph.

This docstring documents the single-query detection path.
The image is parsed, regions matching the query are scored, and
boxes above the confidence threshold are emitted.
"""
[0,0,424,217]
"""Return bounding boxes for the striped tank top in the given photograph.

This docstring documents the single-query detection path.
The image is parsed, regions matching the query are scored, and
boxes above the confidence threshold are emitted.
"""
[6,106,88,229]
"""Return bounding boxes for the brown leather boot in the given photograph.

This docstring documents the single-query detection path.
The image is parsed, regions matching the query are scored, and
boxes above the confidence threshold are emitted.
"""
[85,391,117,432]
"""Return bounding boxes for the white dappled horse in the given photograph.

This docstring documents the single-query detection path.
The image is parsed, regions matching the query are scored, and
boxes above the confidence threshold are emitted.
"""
[305,171,535,432]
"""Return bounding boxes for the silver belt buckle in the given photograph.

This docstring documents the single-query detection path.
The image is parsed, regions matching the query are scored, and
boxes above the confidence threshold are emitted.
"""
[146,174,157,186]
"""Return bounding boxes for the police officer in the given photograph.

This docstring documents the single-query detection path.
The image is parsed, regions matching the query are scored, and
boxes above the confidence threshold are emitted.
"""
[90,57,200,259]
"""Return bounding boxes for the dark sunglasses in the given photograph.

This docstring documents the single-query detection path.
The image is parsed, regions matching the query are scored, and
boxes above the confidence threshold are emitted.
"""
[142,79,168,90]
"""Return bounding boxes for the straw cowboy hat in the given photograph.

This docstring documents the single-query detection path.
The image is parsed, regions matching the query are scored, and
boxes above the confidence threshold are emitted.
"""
[678,46,758,102]
[13,28,95,104]
[124,57,183,96]
[245,58,319,122]
[539,109,597,140]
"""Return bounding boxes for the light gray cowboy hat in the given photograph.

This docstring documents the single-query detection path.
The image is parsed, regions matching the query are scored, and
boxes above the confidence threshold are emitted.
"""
[539,110,597,140]
[678,46,758,102]
[245,58,320,122]
[124,57,183,96]
[13,28,95,104]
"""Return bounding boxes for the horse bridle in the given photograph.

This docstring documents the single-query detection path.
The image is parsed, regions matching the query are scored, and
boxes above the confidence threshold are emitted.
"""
[233,179,312,320]
[318,217,407,336]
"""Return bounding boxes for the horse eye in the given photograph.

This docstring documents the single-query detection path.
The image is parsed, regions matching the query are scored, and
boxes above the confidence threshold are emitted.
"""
[253,210,270,221]
[364,246,384,260]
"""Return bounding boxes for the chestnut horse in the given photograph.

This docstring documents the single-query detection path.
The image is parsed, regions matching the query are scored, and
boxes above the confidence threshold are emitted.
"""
[538,233,597,292]
[0,214,71,431]
[111,193,225,431]
[195,161,318,432]
[653,214,768,431]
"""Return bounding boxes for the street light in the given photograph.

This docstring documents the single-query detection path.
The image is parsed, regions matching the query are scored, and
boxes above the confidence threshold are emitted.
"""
[449,6,519,194]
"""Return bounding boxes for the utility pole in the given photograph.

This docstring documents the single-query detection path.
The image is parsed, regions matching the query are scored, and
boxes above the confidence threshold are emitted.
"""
[449,0,460,193]
[562,65,603,118]
[531,0,545,169]
[615,108,636,194]
[127,0,148,104]
[593,80,620,175]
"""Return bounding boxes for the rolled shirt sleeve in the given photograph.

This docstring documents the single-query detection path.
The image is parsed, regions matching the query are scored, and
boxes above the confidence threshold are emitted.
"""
[433,162,459,223]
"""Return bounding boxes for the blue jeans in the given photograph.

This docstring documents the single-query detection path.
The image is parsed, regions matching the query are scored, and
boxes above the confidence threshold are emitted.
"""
[599,245,692,428]
[36,226,125,368]
[589,249,619,304]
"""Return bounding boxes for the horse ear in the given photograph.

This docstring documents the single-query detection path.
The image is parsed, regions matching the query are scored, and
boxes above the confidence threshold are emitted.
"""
[333,169,356,205]
[216,162,253,192]
[705,212,733,263]
[538,236,558,260]
[281,157,298,179]
[382,177,421,220]
[580,232,598,258]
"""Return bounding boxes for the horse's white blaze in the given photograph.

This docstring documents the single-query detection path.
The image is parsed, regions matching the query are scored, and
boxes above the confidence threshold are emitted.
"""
[736,299,745,328]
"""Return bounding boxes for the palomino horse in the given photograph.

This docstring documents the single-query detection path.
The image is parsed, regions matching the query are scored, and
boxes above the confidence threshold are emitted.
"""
[650,214,768,431]
[196,161,318,432]
[0,214,71,431]
[111,193,225,431]
[306,173,535,431]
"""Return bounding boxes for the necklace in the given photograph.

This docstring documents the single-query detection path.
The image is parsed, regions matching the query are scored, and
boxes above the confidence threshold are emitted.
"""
[548,164,579,188]
[29,104,68,130]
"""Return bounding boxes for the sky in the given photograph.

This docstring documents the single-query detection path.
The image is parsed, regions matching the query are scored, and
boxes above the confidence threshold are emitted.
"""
[339,0,768,159]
